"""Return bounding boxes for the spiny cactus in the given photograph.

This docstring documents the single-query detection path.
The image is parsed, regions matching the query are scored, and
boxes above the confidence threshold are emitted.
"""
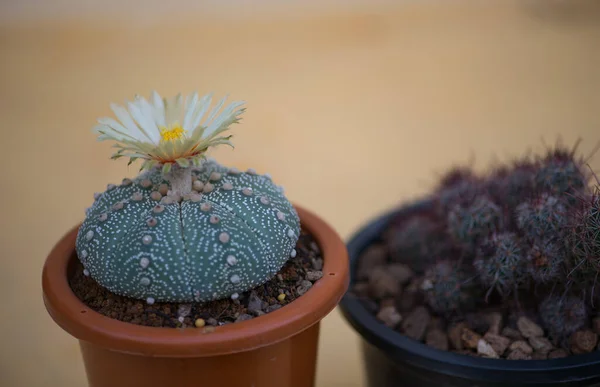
[386,214,451,273]
[76,91,301,304]
[435,168,485,216]
[474,232,527,298]
[525,242,565,284]
[516,194,568,242]
[447,196,504,253]
[422,260,477,315]
[487,157,537,211]
[539,295,588,340]
[534,144,588,203]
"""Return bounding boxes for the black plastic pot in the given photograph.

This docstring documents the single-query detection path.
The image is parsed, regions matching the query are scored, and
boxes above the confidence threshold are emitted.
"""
[339,199,600,387]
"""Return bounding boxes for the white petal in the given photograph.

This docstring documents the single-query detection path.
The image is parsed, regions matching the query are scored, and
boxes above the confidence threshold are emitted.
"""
[182,92,199,132]
[204,101,245,137]
[189,93,213,133]
[205,95,228,124]
[135,96,161,144]
[165,93,183,126]
[111,103,147,142]
[127,100,159,144]
[151,91,166,127]
[96,118,138,141]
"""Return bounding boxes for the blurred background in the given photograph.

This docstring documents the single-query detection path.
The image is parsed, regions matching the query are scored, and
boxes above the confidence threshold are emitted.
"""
[1,0,600,386]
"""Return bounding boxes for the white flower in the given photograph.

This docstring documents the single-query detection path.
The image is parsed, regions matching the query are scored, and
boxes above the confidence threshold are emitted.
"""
[93,91,245,172]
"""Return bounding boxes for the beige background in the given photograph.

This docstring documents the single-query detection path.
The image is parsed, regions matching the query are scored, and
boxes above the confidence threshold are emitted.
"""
[1,1,600,386]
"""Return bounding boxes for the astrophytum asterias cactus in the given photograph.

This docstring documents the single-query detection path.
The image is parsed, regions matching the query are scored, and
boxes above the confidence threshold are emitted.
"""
[75,91,301,303]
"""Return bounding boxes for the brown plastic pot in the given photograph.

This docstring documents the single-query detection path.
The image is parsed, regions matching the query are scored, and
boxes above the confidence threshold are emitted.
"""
[42,204,349,387]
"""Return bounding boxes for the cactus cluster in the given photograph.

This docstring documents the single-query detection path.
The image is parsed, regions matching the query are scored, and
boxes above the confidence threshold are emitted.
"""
[76,91,301,304]
[388,142,598,336]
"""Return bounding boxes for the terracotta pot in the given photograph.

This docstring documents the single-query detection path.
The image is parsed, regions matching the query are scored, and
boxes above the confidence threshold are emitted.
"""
[43,205,349,387]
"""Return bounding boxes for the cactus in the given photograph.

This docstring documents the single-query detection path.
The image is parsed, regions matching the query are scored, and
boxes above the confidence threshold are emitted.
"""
[435,169,485,216]
[422,260,478,315]
[525,242,565,284]
[516,194,568,242]
[534,144,588,204]
[487,157,537,211]
[447,196,504,253]
[474,232,527,298]
[76,91,301,303]
[539,295,588,340]
[386,214,451,273]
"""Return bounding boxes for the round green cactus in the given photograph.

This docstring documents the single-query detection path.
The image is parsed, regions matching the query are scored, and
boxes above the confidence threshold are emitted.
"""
[77,161,300,303]
[76,91,301,303]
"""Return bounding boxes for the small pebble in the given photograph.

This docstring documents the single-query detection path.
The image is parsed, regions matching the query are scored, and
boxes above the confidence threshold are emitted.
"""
[477,339,499,358]
[277,293,286,302]
[502,327,524,341]
[531,351,548,360]
[306,271,323,282]
[483,333,511,356]
[265,304,282,313]
[570,330,598,354]
[528,336,554,354]
[448,322,468,350]
[402,307,431,341]
[517,317,544,338]
[509,340,533,355]
[462,329,482,350]
[507,349,532,360]
[235,314,253,323]
[376,306,403,328]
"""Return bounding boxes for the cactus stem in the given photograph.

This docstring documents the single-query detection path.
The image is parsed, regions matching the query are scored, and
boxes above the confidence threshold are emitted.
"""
[165,165,193,200]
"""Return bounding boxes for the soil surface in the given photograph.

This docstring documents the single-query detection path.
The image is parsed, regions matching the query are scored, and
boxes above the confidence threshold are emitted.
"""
[350,212,600,360]
[70,229,323,328]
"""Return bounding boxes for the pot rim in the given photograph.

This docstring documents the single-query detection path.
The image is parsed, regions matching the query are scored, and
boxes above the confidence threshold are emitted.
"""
[42,204,349,358]
[339,199,600,383]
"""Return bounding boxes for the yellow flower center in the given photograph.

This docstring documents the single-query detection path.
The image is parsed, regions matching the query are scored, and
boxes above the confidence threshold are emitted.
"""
[159,123,186,142]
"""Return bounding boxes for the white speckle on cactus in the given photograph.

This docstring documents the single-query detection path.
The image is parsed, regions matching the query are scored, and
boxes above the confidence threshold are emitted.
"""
[242,187,253,196]
[229,167,240,175]
[200,203,212,212]
[81,250,88,259]
[93,192,101,200]
[231,293,239,300]
[264,173,272,179]
[227,255,238,266]
[150,191,162,201]
[287,229,295,238]
[209,215,220,224]
[98,213,108,222]
[203,183,214,193]
[193,180,204,191]
[278,185,285,193]
[209,172,221,181]
[83,269,90,276]
[222,182,233,190]
[291,249,297,258]
[112,201,124,210]
[140,257,150,269]
[246,168,257,175]
[140,277,151,286]
[122,178,132,186]
[85,230,94,241]
[146,297,155,305]
[230,274,241,284]
[107,184,116,190]
[147,218,157,227]
[153,204,165,213]
[276,211,286,221]
[142,235,153,245]
[219,232,230,243]
[132,192,143,201]
[140,179,152,188]
[260,196,270,205]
